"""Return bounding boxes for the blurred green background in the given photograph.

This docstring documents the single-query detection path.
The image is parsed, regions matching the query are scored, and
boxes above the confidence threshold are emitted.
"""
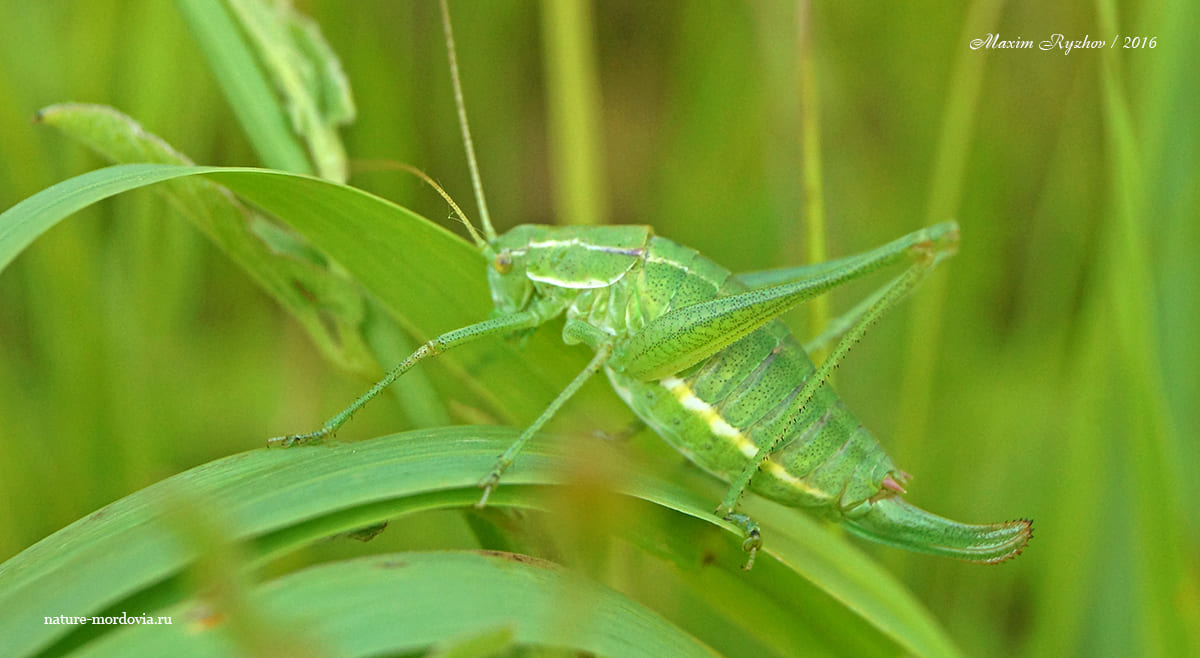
[1,1,1197,656]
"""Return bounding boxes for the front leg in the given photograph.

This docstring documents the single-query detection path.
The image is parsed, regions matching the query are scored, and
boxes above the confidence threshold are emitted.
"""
[269,312,541,448]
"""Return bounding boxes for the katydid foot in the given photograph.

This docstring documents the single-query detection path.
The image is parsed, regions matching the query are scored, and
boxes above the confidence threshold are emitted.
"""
[476,460,511,508]
[723,511,762,570]
[267,428,333,448]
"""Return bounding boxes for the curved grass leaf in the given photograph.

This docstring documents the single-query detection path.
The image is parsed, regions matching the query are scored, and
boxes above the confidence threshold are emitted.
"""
[0,428,958,657]
[36,102,450,425]
[74,551,719,657]
[0,162,625,427]
[34,103,377,374]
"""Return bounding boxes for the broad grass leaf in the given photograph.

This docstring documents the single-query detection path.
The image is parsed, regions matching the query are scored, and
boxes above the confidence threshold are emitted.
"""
[0,162,624,427]
[0,428,958,657]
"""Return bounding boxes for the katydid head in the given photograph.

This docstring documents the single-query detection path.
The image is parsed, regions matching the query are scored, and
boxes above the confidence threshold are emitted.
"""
[485,231,534,315]
[483,224,652,316]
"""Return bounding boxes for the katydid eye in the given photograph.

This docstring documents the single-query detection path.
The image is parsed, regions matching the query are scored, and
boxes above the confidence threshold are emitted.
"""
[493,250,513,274]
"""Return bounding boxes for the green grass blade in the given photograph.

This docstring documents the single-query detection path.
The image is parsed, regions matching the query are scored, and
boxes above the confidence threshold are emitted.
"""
[197,167,619,426]
[34,103,376,373]
[893,0,1004,475]
[0,162,626,426]
[796,1,830,359]
[35,102,447,423]
[225,0,354,182]
[174,0,314,175]
[0,427,957,657]
[74,551,718,657]
[1092,1,1199,652]
[539,0,608,226]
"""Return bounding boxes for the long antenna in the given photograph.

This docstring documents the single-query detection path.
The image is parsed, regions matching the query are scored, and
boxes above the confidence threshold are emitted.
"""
[354,159,487,248]
[439,0,497,241]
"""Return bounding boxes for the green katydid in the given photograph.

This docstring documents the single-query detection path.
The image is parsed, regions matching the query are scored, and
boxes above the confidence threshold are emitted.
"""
[271,1,1030,569]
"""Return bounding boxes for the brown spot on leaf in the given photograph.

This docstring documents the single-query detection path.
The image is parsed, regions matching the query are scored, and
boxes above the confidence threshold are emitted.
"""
[473,550,556,568]
[378,559,409,569]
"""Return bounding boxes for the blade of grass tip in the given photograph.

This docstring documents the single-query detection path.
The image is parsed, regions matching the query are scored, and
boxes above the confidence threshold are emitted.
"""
[1094,0,1198,653]
[539,0,608,226]
[796,0,830,363]
[174,0,314,175]
[893,0,1004,481]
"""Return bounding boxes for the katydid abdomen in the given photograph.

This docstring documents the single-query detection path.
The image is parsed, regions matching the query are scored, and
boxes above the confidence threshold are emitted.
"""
[601,237,894,517]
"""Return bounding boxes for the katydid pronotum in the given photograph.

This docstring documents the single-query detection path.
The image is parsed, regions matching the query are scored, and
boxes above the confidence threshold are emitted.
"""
[271,1,1030,569]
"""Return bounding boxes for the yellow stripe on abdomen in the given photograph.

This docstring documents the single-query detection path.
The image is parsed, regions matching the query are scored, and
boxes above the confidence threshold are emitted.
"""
[660,377,829,500]
[661,376,757,458]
